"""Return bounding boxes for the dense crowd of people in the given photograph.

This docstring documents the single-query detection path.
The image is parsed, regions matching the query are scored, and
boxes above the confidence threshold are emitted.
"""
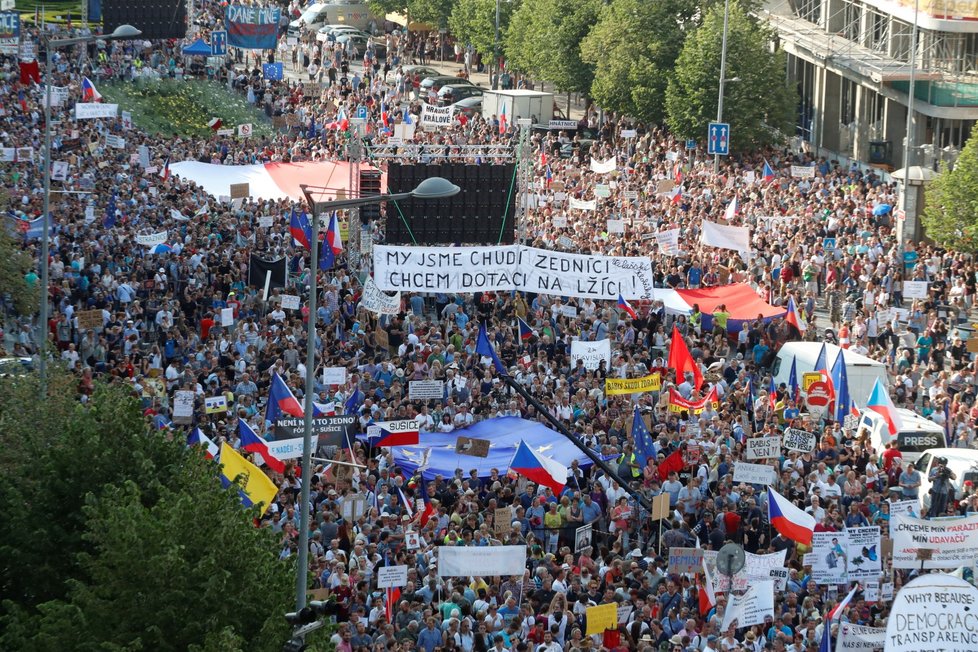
[4,13,978,652]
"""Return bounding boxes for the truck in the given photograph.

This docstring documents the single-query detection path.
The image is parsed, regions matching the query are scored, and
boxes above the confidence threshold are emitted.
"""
[287,1,378,36]
[481,90,554,126]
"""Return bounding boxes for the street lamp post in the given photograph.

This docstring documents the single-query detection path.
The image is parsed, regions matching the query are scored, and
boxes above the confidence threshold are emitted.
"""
[492,0,501,91]
[899,0,920,251]
[37,24,141,390]
[294,177,460,610]
[714,0,731,172]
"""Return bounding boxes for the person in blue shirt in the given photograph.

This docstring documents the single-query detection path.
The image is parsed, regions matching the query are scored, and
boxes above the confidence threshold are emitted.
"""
[417,618,442,652]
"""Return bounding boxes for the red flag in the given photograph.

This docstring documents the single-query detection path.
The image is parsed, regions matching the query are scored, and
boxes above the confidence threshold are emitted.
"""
[19,61,41,85]
[667,324,703,389]
[657,449,684,481]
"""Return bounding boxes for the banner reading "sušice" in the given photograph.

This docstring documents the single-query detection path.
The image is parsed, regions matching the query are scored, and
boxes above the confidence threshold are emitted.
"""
[373,245,655,300]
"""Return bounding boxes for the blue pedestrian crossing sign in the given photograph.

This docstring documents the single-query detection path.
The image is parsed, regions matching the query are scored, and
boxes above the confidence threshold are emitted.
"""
[707,122,730,156]
[211,30,228,56]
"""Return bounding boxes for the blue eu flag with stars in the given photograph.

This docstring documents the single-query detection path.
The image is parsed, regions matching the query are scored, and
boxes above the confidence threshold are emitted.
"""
[632,406,656,468]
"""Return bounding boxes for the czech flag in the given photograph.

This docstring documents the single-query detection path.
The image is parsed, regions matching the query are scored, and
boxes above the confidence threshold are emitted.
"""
[320,211,343,270]
[698,558,717,615]
[544,165,553,187]
[380,102,390,128]
[768,486,815,545]
[374,419,420,447]
[769,375,778,411]
[785,295,806,334]
[160,158,170,181]
[187,427,219,460]
[397,486,415,519]
[499,103,507,135]
[237,419,286,474]
[289,208,312,249]
[673,162,683,185]
[827,585,859,621]
[866,377,903,436]
[208,117,223,131]
[265,372,307,421]
[617,294,637,319]
[517,316,533,340]
[81,76,102,102]
[762,160,775,183]
[509,440,567,494]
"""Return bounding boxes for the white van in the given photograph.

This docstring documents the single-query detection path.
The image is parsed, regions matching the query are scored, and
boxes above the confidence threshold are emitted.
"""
[288,1,377,36]
[772,342,887,408]
[856,408,946,464]
[915,448,978,512]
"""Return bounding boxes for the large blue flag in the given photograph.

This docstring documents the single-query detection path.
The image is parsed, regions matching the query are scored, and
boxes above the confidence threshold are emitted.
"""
[831,351,851,422]
[476,323,507,374]
[631,406,656,468]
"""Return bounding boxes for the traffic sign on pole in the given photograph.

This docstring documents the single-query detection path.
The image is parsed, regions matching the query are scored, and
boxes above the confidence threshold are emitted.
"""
[211,31,228,56]
[685,139,696,150]
[707,122,730,156]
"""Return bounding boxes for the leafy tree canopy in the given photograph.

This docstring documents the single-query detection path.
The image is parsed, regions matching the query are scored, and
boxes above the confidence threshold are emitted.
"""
[665,0,795,150]
[922,133,978,251]
[0,376,315,652]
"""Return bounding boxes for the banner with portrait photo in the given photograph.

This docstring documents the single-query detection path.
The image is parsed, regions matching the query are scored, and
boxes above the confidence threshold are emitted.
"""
[811,531,849,584]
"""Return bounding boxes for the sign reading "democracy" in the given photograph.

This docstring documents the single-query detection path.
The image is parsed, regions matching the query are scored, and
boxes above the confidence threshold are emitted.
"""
[373,245,655,300]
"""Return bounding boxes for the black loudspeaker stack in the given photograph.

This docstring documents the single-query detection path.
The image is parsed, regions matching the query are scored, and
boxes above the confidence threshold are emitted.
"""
[384,164,516,245]
[103,0,187,41]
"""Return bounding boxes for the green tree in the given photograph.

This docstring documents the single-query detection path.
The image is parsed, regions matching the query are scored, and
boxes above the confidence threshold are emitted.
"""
[0,216,40,316]
[922,135,978,251]
[449,0,520,59]
[665,0,795,150]
[0,377,311,651]
[366,0,453,28]
[581,0,709,123]
[505,0,600,95]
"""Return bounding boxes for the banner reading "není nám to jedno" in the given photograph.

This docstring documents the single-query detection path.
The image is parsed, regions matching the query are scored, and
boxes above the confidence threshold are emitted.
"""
[373,245,655,300]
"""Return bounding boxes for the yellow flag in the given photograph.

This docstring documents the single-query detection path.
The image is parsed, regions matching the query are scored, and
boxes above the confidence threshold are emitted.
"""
[219,442,278,515]
[585,602,618,635]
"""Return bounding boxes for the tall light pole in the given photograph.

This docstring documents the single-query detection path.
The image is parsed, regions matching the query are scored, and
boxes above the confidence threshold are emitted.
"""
[294,177,460,610]
[714,0,731,172]
[899,0,920,250]
[38,24,141,389]
[492,0,501,90]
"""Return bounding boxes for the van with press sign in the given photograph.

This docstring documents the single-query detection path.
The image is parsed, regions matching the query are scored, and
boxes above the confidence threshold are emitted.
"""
[856,407,946,464]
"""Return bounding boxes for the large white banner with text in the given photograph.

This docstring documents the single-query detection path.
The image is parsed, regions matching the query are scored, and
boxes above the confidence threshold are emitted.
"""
[437,545,527,577]
[373,245,655,300]
[891,514,978,569]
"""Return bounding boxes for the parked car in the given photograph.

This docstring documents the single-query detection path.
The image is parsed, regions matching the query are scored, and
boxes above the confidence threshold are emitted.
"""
[315,24,363,42]
[0,357,32,378]
[335,33,386,58]
[420,75,474,94]
[451,96,483,118]
[438,84,483,106]
[385,65,440,85]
